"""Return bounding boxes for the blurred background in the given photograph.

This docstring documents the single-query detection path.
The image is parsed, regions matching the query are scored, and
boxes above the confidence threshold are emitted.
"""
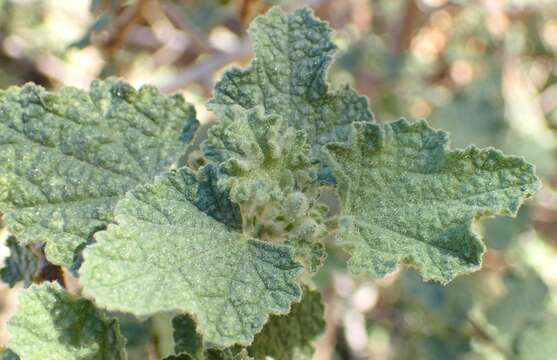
[1,0,557,359]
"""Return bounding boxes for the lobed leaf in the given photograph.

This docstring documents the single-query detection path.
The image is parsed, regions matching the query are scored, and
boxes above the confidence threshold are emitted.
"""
[208,7,373,152]
[323,119,540,283]
[7,282,125,360]
[0,80,198,267]
[80,166,303,347]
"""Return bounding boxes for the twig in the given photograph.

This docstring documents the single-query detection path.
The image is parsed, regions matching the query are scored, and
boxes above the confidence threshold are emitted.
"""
[159,40,252,93]
[100,0,148,57]
[467,316,513,359]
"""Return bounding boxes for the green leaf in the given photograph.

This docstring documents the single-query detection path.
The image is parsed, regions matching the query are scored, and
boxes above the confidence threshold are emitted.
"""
[204,106,315,205]
[208,7,372,151]
[0,236,40,287]
[170,289,324,360]
[248,287,325,360]
[0,80,199,267]
[80,166,303,347]
[194,165,241,229]
[203,106,328,272]
[173,314,203,359]
[7,282,125,360]
[323,119,540,283]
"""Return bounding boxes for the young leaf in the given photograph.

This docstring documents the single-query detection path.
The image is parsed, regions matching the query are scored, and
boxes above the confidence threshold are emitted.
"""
[208,7,373,150]
[203,106,315,205]
[203,106,328,272]
[323,119,539,283]
[0,80,198,267]
[80,166,303,347]
[248,287,325,360]
[7,282,126,360]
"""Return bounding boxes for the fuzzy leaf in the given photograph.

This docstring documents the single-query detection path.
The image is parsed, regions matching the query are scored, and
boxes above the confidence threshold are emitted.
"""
[0,80,198,267]
[323,119,540,283]
[248,287,325,360]
[7,282,125,360]
[208,7,372,150]
[204,106,314,204]
[80,166,303,347]
[203,106,328,272]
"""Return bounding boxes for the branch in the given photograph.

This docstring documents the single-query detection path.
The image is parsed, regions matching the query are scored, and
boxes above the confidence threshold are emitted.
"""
[159,40,252,93]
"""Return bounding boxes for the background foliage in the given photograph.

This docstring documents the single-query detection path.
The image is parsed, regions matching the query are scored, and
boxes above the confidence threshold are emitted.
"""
[0,0,557,359]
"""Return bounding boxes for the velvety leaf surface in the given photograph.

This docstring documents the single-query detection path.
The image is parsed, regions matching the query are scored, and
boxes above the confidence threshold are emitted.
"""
[248,287,325,360]
[0,80,198,266]
[80,167,303,347]
[7,282,125,360]
[323,119,539,283]
[204,106,314,205]
[203,106,327,271]
[208,7,372,150]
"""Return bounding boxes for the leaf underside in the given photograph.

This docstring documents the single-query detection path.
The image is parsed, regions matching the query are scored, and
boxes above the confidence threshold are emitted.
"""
[0,79,198,267]
[323,119,539,283]
[80,166,303,347]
